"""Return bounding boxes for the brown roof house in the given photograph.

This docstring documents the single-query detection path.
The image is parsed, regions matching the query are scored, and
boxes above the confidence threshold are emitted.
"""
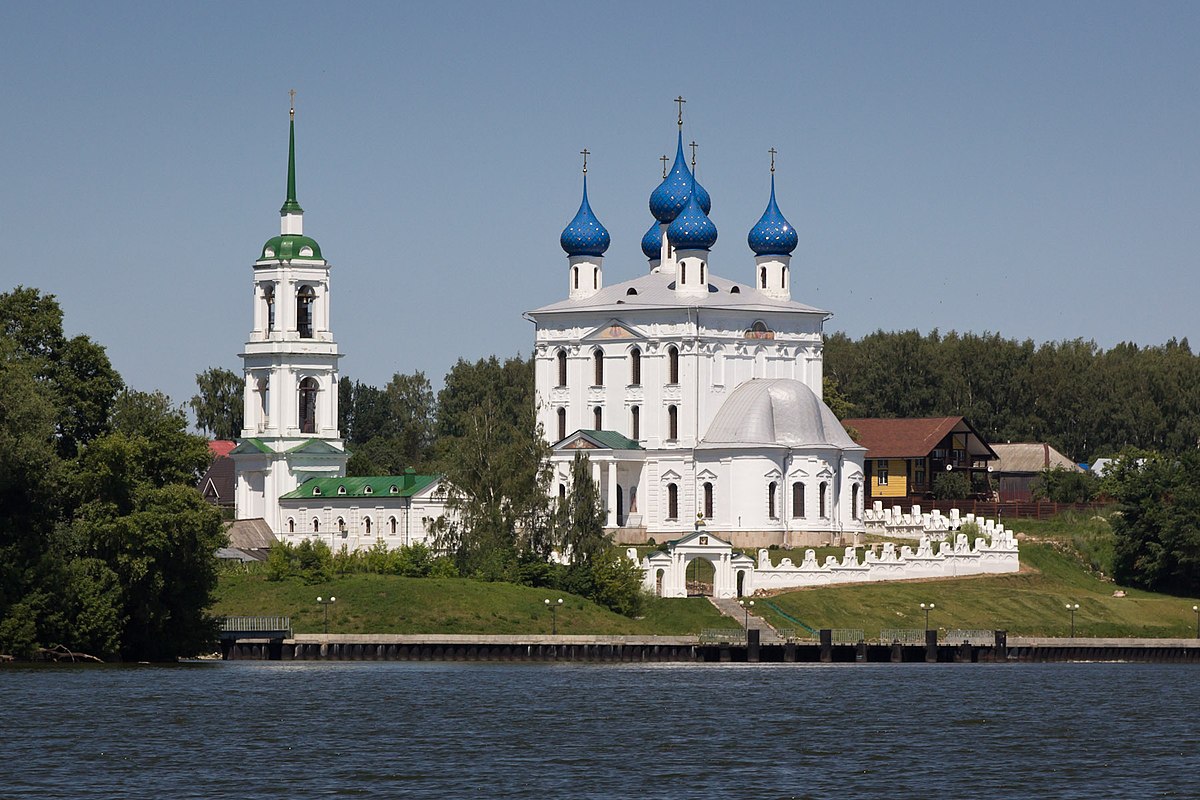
[990,443,1081,501]
[840,417,998,506]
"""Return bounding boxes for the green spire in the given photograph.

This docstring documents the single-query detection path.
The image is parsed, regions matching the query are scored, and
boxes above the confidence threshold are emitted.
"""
[280,100,303,215]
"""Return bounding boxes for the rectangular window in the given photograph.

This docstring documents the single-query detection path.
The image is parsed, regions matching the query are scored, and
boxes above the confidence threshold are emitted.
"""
[877,464,889,486]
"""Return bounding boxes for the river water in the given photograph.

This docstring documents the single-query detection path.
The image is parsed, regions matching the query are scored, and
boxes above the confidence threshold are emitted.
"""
[0,661,1195,798]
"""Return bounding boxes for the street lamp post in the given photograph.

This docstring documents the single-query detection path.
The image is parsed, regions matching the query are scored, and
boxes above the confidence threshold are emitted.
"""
[1067,603,1079,638]
[545,598,563,635]
[920,602,935,631]
[739,599,755,631]
[317,595,336,634]
[1193,605,1198,639]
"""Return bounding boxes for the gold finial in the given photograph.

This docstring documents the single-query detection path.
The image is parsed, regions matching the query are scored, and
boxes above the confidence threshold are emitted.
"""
[289,88,296,119]
[689,140,698,169]
[769,147,777,174]
[660,154,669,178]
[674,95,686,128]
[580,148,589,174]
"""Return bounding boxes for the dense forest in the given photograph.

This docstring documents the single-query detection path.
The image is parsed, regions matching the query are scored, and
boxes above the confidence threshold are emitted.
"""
[824,330,1200,462]
[0,287,224,661]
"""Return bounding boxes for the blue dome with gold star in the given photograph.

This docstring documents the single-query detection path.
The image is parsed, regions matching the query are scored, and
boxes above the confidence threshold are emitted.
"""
[649,132,711,224]
[640,219,662,260]
[667,183,718,251]
[560,176,610,257]
[747,175,798,256]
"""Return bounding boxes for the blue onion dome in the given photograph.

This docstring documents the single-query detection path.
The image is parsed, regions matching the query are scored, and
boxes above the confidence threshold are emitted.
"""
[667,184,718,250]
[641,219,662,260]
[649,132,711,223]
[560,176,610,257]
[747,176,798,256]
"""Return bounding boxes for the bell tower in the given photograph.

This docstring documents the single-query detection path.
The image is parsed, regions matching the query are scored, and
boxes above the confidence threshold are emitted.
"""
[232,94,348,530]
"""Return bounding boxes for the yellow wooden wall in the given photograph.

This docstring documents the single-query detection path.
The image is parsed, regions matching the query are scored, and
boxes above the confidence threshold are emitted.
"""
[870,459,908,497]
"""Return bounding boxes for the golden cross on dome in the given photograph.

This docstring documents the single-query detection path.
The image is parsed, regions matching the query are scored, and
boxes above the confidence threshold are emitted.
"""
[769,147,777,173]
[674,95,686,127]
[580,148,589,174]
[689,140,698,168]
[289,89,296,118]
[660,154,669,178]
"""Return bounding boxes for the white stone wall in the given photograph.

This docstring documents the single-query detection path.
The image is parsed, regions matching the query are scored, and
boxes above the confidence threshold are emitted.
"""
[278,486,449,553]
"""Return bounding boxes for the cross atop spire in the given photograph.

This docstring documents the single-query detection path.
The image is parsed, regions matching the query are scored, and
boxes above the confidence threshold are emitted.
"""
[769,147,777,174]
[660,154,669,178]
[674,95,686,128]
[580,148,589,174]
[289,88,296,119]
[689,140,698,169]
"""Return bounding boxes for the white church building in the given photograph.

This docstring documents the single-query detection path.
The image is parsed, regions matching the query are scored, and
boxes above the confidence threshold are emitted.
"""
[529,117,867,549]
[230,105,446,550]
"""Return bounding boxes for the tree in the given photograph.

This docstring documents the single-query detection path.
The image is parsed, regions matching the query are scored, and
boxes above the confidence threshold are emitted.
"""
[432,355,551,580]
[555,452,608,565]
[1109,451,1200,595]
[190,367,244,440]
[931,471,971,500]
[1030,467,1098,503]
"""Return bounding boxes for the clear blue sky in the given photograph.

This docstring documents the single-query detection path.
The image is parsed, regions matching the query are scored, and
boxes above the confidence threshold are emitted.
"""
[3,2,1198,412]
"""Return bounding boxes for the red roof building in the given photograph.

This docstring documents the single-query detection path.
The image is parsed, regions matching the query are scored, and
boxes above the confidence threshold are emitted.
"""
[840,417,998,506]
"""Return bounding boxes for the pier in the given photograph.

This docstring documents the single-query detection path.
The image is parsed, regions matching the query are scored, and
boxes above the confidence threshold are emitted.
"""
[219,629,1200,664]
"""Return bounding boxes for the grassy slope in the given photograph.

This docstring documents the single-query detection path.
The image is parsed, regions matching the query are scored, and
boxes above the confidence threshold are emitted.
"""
[756,543,1200,639]
[213,573,728,636]
[215,514,1199,638]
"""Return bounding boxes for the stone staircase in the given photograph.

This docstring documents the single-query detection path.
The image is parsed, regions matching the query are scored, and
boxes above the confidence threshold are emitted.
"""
[708,597,784,643]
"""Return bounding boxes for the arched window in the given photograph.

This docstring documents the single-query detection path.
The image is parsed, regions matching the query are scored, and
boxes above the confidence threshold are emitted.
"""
[593,268,599,289]
[287,518,295,533]
[783,265,789,288]
[630,406,640,440]
[257,376,269,428]
[700,264,706,284]
[364,517,372,535]
[681,262,687,284]
[703,482,714,519]
[768,481,778,519]
[667,405,678,440]
[558,483,567,501]
[336,517,346,535]
[389,516,397,535]
[298,377,319,434]
[760,266,767,289]
[297,285,315,338]
[629,347,641,385]
[557,407,566,440]
[265,286,275,333]
[593,348,604,386]
[593,406,603,430]
[792,483,805,518]
[819,482,828,518]
[667,483,679,520]
[573,266,579,289]
[617,485,624,526]
[667,346,679,384]
[851,484,860,520]
[752,320,768,334]
[556,349,567,387]
[312,518,320,533]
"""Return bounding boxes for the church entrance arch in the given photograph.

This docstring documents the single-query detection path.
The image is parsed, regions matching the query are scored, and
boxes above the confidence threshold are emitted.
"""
[639,531,757,599]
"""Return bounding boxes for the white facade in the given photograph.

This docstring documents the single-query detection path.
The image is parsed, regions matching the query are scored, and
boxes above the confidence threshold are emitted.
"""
[529,267,866,549]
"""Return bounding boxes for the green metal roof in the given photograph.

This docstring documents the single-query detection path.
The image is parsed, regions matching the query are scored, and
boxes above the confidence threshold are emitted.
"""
[280,116,303,215]
[230,438,274,455]
[279,473,440,500]
[259,234,323,261]
[577,429,643,450]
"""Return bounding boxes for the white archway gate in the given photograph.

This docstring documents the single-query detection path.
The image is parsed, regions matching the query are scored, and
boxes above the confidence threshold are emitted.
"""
[634,530,756,599]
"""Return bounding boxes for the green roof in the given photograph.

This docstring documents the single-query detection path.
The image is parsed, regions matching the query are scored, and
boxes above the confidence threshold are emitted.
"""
[230,438,274,455]
[259,234,323,261]
[279,473,440,501]
[577,429,643,450]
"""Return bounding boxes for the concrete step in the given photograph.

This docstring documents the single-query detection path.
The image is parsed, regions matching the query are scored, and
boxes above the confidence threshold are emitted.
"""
[708,597,784,643]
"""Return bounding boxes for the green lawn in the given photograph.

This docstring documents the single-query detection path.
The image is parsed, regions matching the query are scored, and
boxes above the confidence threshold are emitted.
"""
[213,572,726,635]
[755,542,1200,639]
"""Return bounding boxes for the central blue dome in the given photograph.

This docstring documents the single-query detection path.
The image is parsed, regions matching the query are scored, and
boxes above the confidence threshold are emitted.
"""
[649,132,711,224]
[747,175,798,256]
[560,176,610,257]
[667,183,717,251]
